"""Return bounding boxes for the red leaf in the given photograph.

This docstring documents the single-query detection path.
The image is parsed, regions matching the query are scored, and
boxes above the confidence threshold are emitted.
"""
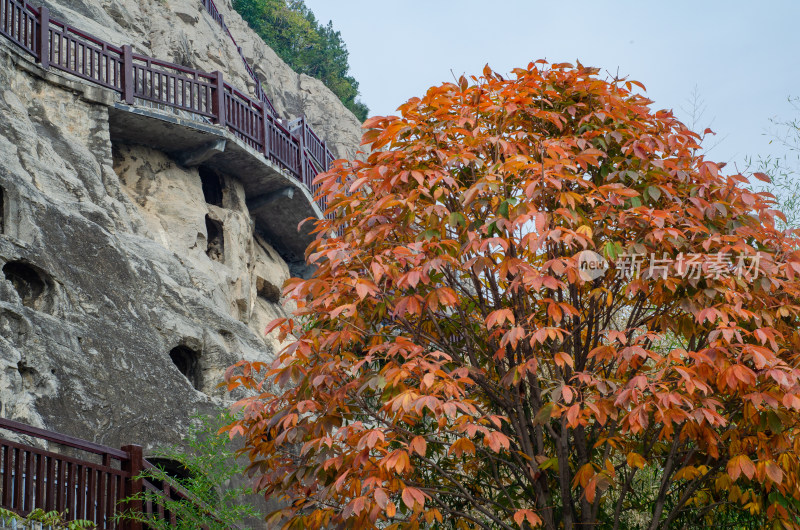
[402,487,425,509]
[766,462,783,484]
[535,212,547,233]
[374,488,389,509]
[753,172,771,183]
[410,436,427,456]
[514,509,543,527]
[566,403,580,426]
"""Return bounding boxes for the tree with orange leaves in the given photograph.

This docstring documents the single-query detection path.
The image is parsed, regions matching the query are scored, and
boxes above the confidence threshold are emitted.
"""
[224,61,800,529]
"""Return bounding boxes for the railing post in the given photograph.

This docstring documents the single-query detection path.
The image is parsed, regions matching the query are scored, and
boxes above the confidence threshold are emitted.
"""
[37,6,49,69]
[121,444,144,530]
[322,139,328,171]
[213,70,225,126]
[122,45,134,104]
[299,115,307,186]
[261,102,270,157]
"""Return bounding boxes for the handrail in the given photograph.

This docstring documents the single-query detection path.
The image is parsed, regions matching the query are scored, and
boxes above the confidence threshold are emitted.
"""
[0,0,335,213]
[48,16,120,51]
[0,417,127,459]
[130,52,216,78]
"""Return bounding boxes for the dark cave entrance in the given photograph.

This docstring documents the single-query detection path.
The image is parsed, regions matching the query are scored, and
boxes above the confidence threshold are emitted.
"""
[3,261,49,310]
[256,276,280,304]
[147,458,192,481]
[169,345,201,390]
[199,166,224,207]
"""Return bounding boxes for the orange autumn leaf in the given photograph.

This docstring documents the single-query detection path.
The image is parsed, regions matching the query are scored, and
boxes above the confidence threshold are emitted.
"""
[409,435,427,457]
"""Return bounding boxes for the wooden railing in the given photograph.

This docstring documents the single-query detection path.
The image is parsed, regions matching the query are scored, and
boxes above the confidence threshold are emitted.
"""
[0,0,37,56]
[0,417,129,528]
[0,417,222,529]
[46,16,124,90]
[129,51,218,119]
[0,0,335,211]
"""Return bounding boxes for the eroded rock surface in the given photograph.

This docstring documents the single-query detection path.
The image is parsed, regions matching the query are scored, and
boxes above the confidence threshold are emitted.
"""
[0,40,292,447]
[0,0,359,458]
[0,1,364,524]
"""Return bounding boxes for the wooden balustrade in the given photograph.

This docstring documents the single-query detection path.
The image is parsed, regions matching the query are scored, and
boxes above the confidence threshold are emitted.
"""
[0,417,131,528]
[0,0,335,213]
[266,113,302,175]
[0,0,37,56]
[130,54,217,118]
[224,83,264,150]
[199,0,277,117]
[200,0,222,25]
[0,417,227,529]
[47,17,124,90]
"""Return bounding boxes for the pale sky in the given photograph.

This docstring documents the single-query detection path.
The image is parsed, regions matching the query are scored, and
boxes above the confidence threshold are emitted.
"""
[302,0,800,170]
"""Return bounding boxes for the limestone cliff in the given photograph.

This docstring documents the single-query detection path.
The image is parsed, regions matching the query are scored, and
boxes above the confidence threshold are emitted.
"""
[0,0,361,461]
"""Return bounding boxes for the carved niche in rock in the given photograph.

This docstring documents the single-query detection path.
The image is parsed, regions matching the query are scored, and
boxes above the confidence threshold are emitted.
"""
[169,345,202,391]
[2,261,55,312]
[205,215,225,263]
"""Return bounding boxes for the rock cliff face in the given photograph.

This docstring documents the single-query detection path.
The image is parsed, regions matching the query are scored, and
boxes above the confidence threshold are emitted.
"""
[0,0,361,458]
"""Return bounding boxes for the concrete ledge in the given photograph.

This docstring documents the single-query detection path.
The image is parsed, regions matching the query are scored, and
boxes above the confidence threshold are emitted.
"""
[108,104,322,263]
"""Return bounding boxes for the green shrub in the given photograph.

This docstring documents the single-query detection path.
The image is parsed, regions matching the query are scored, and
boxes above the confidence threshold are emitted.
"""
[115,411,258,530]
[0,507,95,529]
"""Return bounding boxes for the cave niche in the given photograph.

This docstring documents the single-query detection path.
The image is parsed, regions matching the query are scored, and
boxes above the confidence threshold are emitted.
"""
[3,261,53,311]
[205,215,224,262]
[199,166,224,207]
[256,276,281,304]
[147,457,192,481]
[169,345,202,390]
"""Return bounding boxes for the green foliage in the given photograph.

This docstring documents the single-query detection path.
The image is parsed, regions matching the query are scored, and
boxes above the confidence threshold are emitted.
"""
[116,411,258,530]
[0,508,95,529]
[232,0,369,121]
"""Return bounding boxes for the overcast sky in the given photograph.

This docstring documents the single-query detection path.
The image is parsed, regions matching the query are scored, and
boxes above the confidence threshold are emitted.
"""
[302,0,800,170]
